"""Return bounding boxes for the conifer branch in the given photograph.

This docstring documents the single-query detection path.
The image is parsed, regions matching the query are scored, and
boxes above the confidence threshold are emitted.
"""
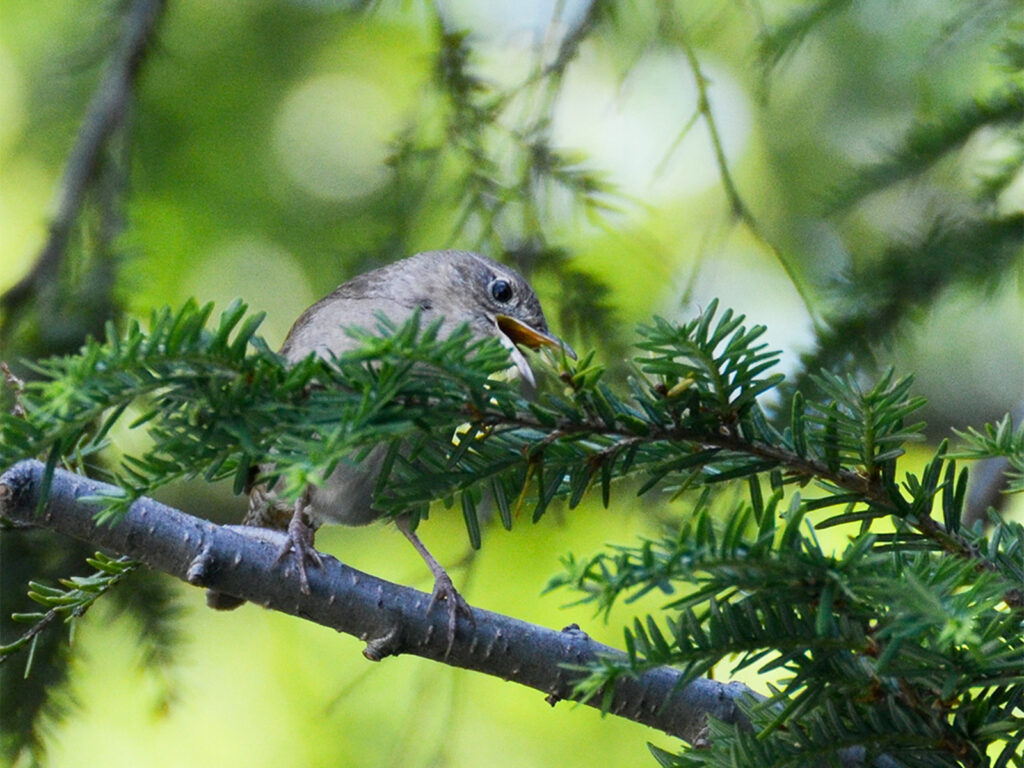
[0,459,753,747]
[2,300,1020,765]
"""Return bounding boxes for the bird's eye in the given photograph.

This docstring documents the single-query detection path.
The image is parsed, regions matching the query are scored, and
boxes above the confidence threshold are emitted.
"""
[490,279,513,303]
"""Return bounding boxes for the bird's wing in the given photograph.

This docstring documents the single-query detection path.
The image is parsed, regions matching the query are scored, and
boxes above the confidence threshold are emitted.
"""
[280,295,422,362]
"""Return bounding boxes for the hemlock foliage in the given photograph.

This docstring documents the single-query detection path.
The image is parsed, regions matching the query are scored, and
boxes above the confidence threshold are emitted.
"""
[2,0,1023,765]
[2,299,1023,766]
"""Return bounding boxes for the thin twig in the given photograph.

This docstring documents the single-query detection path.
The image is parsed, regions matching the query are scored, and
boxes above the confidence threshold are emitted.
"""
[2,363,26,418]
[0,608,60,663]
[660,8,823,330]
[484,409,1009,589]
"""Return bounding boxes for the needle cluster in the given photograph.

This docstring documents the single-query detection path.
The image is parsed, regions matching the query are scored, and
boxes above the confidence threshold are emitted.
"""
[3,298,1023,765]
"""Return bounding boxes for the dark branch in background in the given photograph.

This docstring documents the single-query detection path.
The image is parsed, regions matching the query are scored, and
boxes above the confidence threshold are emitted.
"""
[542,0,609,79]
[796,212,1024,394]
[821,85,1024,215]
[789,81,1024,401]
[0,460,751,748]
[755,0,856,72]
[0,0,165,339]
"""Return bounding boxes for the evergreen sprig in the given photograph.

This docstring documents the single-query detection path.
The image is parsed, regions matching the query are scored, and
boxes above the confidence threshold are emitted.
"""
[952,414,1024,493]
[0,553,138,673]
[1,299,526,524]
[3,296,1022,765]
[543,380,1023,764]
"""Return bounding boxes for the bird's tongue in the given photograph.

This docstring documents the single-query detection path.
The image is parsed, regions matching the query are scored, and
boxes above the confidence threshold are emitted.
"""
[496,333,537,387]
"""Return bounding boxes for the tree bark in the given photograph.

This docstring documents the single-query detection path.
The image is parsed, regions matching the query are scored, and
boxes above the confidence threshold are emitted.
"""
[0,459,753,746]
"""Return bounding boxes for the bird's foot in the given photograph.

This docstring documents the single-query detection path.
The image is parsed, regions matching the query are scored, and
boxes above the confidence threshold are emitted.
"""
[427,571,474,656]
[275,510,323,595]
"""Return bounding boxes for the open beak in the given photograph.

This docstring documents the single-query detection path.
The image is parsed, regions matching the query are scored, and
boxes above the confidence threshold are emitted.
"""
[496,315,577,359]
[496,314,577,388]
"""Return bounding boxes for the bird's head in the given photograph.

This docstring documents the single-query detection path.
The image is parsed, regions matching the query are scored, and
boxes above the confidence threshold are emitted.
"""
[411,250,576,386]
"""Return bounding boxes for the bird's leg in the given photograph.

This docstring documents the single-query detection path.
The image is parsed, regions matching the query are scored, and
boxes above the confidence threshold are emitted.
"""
[275,490,323,594]
[394,515,473,653]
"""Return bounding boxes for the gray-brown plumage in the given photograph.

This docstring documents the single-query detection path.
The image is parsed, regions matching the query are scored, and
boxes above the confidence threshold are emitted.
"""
[207,250,573,640]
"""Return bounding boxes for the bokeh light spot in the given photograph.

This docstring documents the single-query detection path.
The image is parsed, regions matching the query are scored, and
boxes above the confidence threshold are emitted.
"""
[554,49,751,201]
[182,237,317,348]
[272,73,402,202]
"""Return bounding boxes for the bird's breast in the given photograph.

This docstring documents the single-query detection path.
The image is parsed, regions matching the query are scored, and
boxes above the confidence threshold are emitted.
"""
[306,444,389,526]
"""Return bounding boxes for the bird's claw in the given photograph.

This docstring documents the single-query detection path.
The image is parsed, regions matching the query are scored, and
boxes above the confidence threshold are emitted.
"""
[427,572,474,656]
[275,513,323,594]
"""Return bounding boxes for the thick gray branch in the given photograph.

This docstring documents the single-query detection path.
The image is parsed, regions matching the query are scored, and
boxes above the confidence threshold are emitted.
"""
[0,460,751,745]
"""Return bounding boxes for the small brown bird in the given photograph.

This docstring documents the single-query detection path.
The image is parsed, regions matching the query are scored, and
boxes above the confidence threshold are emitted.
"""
[208,250,573,638]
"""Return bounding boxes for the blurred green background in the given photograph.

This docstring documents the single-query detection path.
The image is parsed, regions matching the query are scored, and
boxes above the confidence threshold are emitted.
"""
[1,0,1022,766]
